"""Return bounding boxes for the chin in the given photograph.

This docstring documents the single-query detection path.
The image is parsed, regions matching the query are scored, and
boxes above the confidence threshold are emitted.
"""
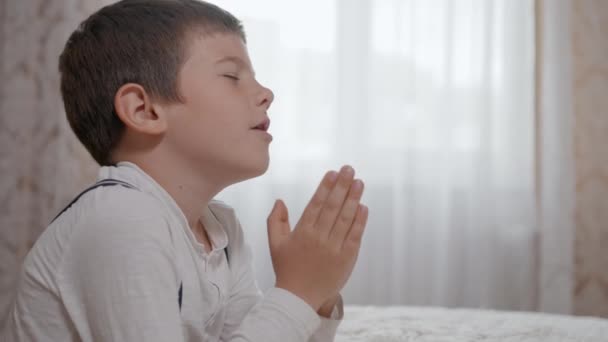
[230,156,270,184]
[248,156,270,178]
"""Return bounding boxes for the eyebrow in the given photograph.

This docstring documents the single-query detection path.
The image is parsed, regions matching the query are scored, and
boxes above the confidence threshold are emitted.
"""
[214,56,256,76]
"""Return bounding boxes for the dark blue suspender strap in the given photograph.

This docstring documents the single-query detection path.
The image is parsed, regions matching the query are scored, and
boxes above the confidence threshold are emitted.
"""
[178,283,183,310]
[50,179,138,224]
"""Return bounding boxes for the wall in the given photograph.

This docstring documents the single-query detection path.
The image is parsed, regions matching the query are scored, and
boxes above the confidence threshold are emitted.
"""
[572,0,608,318]
[0,0,103,325]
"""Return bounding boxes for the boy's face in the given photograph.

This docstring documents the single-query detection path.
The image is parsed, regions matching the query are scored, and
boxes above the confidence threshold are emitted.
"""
[163,32,274,184]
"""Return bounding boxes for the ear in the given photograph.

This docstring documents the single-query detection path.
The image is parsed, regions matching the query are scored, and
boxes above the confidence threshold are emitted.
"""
[114,83,168,135]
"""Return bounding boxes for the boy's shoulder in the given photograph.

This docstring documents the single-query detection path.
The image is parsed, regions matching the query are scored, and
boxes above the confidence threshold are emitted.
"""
[26,183,173,282]
[47,183,169,239]
[83,183,168,223]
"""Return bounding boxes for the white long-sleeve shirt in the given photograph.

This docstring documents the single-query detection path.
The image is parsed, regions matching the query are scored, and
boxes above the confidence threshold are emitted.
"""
[3,162,342,341]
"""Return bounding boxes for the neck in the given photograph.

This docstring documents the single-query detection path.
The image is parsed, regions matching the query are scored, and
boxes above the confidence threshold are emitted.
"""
[120,153,227,229]
[151,166,222,229]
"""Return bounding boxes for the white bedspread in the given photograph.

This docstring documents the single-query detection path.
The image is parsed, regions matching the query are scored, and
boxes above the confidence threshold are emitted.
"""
[336,306,608,342]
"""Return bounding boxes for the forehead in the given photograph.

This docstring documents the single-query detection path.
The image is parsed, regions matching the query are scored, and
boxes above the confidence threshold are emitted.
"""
[182,32,251,68]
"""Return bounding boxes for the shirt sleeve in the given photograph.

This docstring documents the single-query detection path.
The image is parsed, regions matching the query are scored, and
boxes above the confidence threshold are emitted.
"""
[309,295,344,342]
[57,213,185,342]
[220,217,343,342]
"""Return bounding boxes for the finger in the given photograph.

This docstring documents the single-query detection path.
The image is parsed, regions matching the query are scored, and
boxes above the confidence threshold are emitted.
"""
[315,165,355,239]
[328,179,364,245]
[343,204,369,251]
[267,199,291,250]
[298,170,338,228]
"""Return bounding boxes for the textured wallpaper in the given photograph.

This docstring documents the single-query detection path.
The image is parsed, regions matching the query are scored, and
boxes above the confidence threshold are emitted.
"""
[571,0,608,318]
[0,0,104,325]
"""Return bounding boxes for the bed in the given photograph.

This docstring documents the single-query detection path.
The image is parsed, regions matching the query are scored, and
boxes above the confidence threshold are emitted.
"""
[335,306,608,341]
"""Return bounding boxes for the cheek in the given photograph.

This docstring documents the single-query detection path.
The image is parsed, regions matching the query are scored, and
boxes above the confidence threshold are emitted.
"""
[178,79,249,141]
[179,101,245,154]
[199,101,243,135]
[198,88,248,128]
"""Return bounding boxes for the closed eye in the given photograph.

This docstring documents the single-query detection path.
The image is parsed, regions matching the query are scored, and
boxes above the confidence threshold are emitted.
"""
[223,74,239,81]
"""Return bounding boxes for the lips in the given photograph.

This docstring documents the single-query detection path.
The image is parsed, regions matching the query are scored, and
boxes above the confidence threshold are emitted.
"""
[252,118,270,132]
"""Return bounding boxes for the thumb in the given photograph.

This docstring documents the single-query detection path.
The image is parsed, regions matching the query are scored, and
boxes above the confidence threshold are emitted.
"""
[267,199,290,249]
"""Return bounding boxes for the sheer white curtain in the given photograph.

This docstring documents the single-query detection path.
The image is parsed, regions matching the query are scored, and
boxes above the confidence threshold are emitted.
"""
[213,0,536,310]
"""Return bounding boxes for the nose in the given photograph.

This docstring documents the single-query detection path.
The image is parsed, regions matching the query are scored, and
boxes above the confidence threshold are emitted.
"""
[255,82,274,111]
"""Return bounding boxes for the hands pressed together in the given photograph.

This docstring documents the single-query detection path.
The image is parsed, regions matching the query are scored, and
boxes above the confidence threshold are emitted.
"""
[267,165,368,312]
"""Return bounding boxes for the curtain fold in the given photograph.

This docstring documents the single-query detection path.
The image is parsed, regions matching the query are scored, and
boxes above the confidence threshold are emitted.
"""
[535,0,575,315]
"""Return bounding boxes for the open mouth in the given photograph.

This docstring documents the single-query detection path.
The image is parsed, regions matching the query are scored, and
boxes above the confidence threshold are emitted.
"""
[252,118,270,132]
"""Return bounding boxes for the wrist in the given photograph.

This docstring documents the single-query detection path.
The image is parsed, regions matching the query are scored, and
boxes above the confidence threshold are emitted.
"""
[317,294,340,318]
[275,282,324,311]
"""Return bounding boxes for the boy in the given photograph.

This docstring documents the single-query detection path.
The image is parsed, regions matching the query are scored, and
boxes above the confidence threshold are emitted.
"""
[3,0,368,341]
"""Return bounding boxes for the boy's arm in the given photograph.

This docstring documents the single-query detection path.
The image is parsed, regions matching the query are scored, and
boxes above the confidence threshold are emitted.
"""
[220,224,344,342]
[221,230,331,341]
[59,214,184,341]
[221,252,344,342]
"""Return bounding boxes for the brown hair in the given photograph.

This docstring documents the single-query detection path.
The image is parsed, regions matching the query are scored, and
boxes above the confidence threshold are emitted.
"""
[59,0,245,165]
